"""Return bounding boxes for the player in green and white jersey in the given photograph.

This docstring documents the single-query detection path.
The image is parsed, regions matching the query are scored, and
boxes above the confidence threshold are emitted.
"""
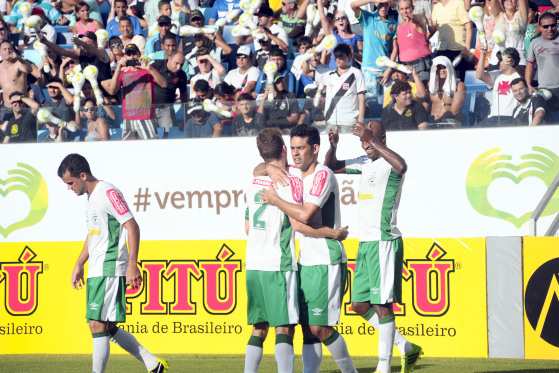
[244,128,349,373]
[58,153,167,373]
[261,125,357,373]
[325,122,422,373]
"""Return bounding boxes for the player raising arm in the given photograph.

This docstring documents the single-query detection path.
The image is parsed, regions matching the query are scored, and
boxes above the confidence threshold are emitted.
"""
[324,122,422,373]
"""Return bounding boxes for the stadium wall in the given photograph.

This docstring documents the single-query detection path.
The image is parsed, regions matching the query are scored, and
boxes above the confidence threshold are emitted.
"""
[0,126,558,358]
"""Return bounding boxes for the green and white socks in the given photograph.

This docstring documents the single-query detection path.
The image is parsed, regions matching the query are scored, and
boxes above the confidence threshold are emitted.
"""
[92,332,110,373]
[275,333,294,373]
[362,308,411,355]
[377,314,396,373]
[244,335,264,373]
[323,330,357,373]
[302,336,322,373]
[109,327,159,371]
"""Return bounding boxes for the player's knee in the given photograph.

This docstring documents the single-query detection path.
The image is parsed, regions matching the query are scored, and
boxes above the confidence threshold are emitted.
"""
[88,320,108,335]
[351,302,370,316]
[252,323,269,339]
[374,304,394,318]
[308,325,331,341]
[275,325,294,337]
[107,323,119,337]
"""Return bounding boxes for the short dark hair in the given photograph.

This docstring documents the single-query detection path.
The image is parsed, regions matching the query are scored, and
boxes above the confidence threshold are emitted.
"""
[391,80,412,96]
[214,82,235,97]
[500,47,520,67]
[237,93,254,102]
[269,47,285,58]
[57,153,92,178]
[257,128,285,162]
[162,32,177,44]
[290,124,320,146]
[193,79,210,93]
[297,36,312,47]
[114,0,127,7]
[119,16,132,24]
[158,0,170,9]
[333,44,352,59]
[8,91,23,99]
[511,77,526,87]
[539,11,557,24]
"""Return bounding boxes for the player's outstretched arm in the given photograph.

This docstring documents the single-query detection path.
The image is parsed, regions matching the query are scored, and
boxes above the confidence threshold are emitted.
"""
[123,219,142,290]
[262,188,319,224]
[290,218,349,240]
[324,128,349,173]
[72,236,89,289]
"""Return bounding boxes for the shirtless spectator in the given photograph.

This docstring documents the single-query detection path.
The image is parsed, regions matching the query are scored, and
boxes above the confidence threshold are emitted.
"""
[428,56,465,127]
[0,41,42,109]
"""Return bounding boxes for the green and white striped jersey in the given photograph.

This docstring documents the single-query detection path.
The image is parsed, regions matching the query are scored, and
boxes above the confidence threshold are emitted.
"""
[293,164,347,266]
[245,175,302,272]
[86,181,133,278]
[345,156,403,241]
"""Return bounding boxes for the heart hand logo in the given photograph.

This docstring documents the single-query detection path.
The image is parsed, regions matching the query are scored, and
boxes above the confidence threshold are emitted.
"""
[466,147,559,228]
[0,163,48,238]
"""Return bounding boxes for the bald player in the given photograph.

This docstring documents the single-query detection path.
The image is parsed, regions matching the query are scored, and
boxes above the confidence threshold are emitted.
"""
[325,122,422,373]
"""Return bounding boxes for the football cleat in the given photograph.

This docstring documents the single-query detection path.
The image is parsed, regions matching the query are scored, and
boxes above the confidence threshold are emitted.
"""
[401,343,423,373]
[150,359,169,373]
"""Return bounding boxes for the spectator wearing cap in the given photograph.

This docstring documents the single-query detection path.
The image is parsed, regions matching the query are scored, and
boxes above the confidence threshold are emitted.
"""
[102,43,168,140]
[386,0,431,84]
[224,45,260,94]
[182,9,206,54]
[526,12,559,111]
[476,47,521,125]
[316,44,366,131]
[254,5,289,53]
[189,48,226,97]
[255,47,296,95]
[317,0,363,69]
[183,10,232,63]
[184,104,222,138]
[119,16,146,53]
[511,78,547,126]
[206,0,241,25]
[257,74,300,130]
[151,51,188,138]
[1,91,38,143]
[279,0,308,41]
[381,80,429,130]
[39,31,112,82]
[107,0,147,38]
[71,1,104,35]
[145,15,177,55]
[351,0,397,98]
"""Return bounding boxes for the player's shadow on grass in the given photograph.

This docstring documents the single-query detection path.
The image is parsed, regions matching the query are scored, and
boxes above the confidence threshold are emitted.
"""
[475,368,559,373]
[323,365,432,372]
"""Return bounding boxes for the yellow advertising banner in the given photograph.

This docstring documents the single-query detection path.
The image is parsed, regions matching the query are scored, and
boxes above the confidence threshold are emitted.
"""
[0,238,487,357]
[522,237,559,360]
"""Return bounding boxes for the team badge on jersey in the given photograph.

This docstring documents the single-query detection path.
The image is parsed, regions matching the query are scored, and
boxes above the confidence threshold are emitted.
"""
[106,189,130,216]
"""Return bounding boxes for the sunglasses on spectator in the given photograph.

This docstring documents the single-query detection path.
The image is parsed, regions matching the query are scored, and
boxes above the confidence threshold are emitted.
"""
[82,107,96,112]
[335,17,347,21]
[159,22,171,27]
[541,23,557,29]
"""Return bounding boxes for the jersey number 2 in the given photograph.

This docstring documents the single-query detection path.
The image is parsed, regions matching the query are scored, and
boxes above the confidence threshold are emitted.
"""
[253,191,268,230]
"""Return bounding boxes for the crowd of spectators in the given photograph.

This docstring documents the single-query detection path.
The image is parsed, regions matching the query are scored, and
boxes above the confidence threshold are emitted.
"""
[0,0,558,142]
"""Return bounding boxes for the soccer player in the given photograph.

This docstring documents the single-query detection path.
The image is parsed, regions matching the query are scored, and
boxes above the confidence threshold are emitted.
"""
[261,124,357,373]
[57,154,167,373]
[244,128,349,373]
[324,122,422,373]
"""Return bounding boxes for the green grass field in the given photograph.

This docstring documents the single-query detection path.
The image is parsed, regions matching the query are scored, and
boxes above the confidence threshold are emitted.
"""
[1,355,558,373]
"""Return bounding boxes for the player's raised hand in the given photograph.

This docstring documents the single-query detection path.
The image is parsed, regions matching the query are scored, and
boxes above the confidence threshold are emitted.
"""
[71,264,85,289]
[126,263,142,290]
[328,126,339,147]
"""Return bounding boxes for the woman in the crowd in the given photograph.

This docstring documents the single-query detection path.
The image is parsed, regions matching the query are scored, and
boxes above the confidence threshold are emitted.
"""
[80,97,110,141]
[71,1,103,35]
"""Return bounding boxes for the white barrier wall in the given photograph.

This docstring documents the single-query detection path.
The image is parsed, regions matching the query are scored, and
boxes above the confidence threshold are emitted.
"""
[1,125,559,242]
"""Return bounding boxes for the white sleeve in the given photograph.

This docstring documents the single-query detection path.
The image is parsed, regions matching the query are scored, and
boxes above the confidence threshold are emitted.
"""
[247,67,260,82]
[304,169,333,207]
[355,69,366,94]
[103,187,134,224]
